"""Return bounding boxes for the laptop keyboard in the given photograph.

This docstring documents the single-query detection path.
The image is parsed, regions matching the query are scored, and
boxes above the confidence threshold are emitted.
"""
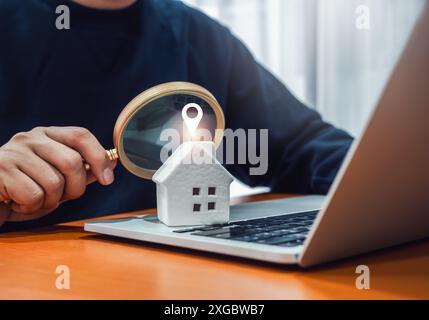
[173,210,318,247]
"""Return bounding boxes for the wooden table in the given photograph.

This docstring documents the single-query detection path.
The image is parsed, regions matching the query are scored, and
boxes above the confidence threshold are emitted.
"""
[1,193,428,300]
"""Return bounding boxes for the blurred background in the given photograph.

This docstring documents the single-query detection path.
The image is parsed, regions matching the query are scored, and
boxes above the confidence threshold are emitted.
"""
[183,0,426,196]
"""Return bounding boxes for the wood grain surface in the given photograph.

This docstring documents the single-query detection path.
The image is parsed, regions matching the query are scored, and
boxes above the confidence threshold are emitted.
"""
[1,193,428,299]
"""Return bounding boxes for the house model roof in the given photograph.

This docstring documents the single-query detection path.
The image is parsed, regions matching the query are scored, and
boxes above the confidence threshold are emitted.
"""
[152,141,233,184]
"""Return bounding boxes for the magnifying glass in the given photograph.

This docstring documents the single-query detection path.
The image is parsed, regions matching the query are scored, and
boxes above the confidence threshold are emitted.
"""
[0,82,225,205]
[96,82,225,179]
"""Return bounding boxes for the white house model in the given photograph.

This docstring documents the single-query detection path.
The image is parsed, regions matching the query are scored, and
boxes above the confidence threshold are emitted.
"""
[152,141,233,227]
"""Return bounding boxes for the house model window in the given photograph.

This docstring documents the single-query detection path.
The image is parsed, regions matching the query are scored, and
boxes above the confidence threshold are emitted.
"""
[193,203,201,212]
[208,202,216,210]
[193,187,200,196]
[208,187,216,195]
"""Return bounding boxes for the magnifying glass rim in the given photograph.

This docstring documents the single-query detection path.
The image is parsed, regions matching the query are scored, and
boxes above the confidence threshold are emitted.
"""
[113,81,225,179]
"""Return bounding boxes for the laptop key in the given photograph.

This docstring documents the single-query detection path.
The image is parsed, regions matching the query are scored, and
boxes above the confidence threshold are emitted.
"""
[232,235,264,242]
[268,229,303,237]
[278,239,305,247]
[252,232,276,239]
[174,225,230,234]
[191,226,239,236]
[211,233,234,239]
[173,227,200,233]
[264,224,294,231]
[197,226,223,231]
[289,227,309,233]
[296,221,314,226]
[256,234,306,245]
[277,241,302,247]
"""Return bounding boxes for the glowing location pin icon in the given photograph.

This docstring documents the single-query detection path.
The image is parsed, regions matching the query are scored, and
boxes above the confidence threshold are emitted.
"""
[182,103,203,135]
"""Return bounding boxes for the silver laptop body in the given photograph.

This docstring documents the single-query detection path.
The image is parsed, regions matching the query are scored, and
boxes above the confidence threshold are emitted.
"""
[85,4,429,267]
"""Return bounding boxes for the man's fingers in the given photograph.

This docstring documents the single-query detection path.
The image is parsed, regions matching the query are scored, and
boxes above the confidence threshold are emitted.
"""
[0,126,114,224]
[5,169,45,214]
[7,205,59,222]
[44,127,115,185]
[31,139,87,201]
[16,152,65,210]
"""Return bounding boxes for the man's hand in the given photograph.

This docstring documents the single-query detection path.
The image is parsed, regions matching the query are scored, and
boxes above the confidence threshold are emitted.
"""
[0,126,116,227]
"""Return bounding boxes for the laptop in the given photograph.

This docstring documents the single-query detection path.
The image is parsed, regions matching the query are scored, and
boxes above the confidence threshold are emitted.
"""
[85,4,429,267]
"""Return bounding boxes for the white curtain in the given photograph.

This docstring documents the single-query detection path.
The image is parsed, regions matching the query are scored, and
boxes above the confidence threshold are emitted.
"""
[184,0,426,136]
[183,0,426,196]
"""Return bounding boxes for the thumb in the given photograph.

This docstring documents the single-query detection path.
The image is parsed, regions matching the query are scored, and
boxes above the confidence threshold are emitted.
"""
[84,158,117,186]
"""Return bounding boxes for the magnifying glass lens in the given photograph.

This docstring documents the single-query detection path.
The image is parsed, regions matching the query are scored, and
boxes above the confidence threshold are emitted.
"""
[122,93,217,171]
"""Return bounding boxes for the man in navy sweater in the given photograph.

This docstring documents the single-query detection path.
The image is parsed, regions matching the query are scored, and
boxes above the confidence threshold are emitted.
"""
[0,0,353,231]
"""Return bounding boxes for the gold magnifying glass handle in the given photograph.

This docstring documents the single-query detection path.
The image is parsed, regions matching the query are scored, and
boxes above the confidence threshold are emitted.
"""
[84,149,119,171]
